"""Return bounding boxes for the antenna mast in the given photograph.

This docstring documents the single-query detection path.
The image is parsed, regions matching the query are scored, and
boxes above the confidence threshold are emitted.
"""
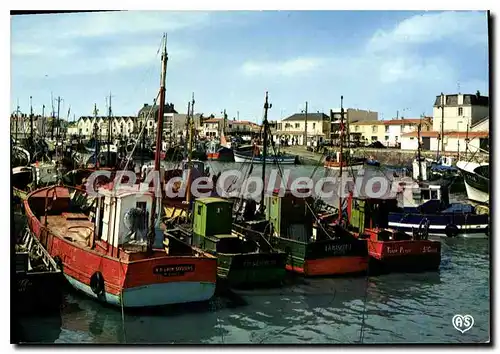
[148,33,168,254]
[338,96,344,223]
[260,91,271,210]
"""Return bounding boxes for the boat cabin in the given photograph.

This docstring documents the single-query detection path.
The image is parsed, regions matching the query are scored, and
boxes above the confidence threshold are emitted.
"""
[264,190,318,243]
[191,197,256,254]
[399,181,450,208]
[348,195,396,232]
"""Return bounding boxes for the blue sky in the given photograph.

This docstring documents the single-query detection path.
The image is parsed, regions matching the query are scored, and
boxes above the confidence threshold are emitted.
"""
[11,10,489,123]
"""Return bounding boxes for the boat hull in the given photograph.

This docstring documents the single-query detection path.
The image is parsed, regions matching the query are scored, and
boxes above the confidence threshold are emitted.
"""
[64,273,216,308]
[233,152,297,165]
[463,180,489,204]
[456,161,489,204]
[274,237,369,277]
[365,240,441,273]
[388,212,489,238]
[323,162,365,171]
[24,187,218,308]
[217,252,287,288]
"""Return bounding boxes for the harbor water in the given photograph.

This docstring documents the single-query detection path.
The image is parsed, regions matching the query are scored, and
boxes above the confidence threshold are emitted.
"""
[14,162,490,343]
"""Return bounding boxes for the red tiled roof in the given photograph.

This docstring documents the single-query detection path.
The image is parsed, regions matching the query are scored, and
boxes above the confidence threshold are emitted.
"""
[383,118,432,125]
[401,130,489,138]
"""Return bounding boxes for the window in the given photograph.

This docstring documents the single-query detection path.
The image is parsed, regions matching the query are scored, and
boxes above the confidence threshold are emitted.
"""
[355,126,359,132]
[410,137,415,140]
[431,190,438,200]
[385,136,389,141]
[458,107,463,116]
[371,136,377,141]
[395,136,398,141]
[421,189,430,200]
[372,126,378,133]
[228,124,232,129]
[295,123,300,129]
[385,126,389,133]
[312,123,316,129]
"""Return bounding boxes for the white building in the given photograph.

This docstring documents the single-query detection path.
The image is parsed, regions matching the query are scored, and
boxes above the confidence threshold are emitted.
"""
[76,116,137,138]
[401,130,489,153]
[276,113,330,146]
[433,92,489,132]
[383,118,432,148]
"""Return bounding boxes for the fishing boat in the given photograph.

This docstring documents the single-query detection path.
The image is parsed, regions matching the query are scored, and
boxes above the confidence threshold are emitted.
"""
[324,151,367,171]
[387,182,489,238]
[206,141,234,162]
[13,166,36,202]
[345,193,441,273]
[259,190,369,276]
[15,228,63,314]
[23,34,218,308]
[456,160,489,205]
[165,196,287,288]
[231,94,368,277]
[233,149,297,164]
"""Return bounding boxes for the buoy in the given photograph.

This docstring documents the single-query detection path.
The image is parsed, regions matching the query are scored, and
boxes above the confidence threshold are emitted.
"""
[445,224,459,238]
[90,271,105,296]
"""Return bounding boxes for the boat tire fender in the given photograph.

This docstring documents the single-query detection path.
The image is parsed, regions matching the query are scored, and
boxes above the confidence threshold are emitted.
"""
[90,271,105,296]
[445,224,459,238]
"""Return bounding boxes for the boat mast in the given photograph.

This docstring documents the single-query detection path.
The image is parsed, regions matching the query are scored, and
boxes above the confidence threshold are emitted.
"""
[107,92,113,166]
[338,95,344,223]
[93,103,99,167]
[417,122,422,181]
[465,121,469,160]
[184,101,191,158]
[148,33,168,253]
[56,96,61,142]
[260,91,271,210]
[15,101,19,143]
[185,93,195,206]
[29,96,34,143]
[50,92,55,140]
[42,104,45,139]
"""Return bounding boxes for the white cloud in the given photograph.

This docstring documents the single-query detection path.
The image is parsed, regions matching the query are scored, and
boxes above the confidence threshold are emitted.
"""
[367,11,487,53]
[241,57,325,76]
[12,11,212,41]
[12,41,193,78]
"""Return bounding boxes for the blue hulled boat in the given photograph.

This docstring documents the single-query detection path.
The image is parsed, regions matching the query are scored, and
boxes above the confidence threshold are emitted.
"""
[388,181,489,238]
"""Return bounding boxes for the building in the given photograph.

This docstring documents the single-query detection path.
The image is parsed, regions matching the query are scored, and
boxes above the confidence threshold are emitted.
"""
[330,108,378,143]
[382,117,432,147]
[349,121,386,145]
[276,113,330,146]
[200,117,261,139]
[137,103,178,137]
[76,116,137,138]
[433,92,489,132]
[400,130,489,153]
[400,92,490,152]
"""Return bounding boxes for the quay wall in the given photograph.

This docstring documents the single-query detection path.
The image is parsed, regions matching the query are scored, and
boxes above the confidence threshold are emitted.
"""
[282,146,490,166]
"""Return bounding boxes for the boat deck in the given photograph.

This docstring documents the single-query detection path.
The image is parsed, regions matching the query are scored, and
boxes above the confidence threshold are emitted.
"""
[41,213,94,248]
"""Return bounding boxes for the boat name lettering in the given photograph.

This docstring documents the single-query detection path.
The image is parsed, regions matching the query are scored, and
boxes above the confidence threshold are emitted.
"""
[386,246,412,254]
[422,246,438,253]
[243,259,277,267]
[153,264,195,276]
[325,244,352,254]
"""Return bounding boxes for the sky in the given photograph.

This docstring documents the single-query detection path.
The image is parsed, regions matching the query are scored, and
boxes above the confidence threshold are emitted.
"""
[10,10,489,123]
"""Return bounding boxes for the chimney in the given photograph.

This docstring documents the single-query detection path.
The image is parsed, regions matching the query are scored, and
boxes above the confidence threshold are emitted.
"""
[143,103,148,107]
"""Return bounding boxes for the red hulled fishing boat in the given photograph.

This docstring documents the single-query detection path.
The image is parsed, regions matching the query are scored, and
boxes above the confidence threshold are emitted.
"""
[23,34,217,308]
